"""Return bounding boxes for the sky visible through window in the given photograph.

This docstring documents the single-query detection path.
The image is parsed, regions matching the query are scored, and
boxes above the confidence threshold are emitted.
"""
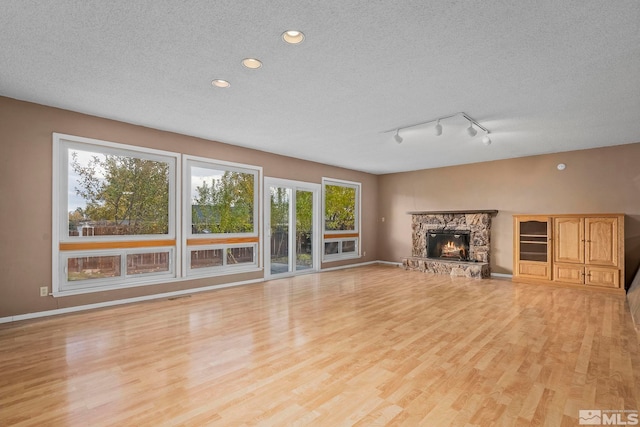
[67,151,220,212]
[68,149,104,211]
[190,166,224,201]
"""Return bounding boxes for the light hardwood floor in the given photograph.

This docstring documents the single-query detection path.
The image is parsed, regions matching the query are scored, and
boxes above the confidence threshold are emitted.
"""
[1,265,639,426]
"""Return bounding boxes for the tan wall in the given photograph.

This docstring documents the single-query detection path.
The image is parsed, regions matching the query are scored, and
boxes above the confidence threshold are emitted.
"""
[377,143,640,287]
[3,94,638,319]
[0,97,378,318]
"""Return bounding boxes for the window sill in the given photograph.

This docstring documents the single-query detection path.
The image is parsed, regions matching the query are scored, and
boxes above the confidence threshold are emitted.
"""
[322,253,361,263]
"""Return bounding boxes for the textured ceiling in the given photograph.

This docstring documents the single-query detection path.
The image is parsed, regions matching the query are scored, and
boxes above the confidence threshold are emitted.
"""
[1,0,639,174]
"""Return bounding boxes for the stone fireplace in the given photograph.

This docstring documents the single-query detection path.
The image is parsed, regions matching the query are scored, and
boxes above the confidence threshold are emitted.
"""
[402,210,497,278]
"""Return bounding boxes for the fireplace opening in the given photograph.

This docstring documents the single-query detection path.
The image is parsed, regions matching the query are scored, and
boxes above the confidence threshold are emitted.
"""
[427,230,471,261]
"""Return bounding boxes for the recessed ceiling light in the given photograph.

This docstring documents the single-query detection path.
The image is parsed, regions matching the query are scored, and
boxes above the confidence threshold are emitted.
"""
[242,58,262,69]
[282,30,305,44]
[211,79,230,88]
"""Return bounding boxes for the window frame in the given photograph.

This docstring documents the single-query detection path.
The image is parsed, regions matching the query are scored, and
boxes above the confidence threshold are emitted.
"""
[52,133,181,296]
[186,243,258,276]
[323,238,358,257]
[56,136,178,243]
[321,178,361,262]
[182,155,262,277]
[60,247,175,290]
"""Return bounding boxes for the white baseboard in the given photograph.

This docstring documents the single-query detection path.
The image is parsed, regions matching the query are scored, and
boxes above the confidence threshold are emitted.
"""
[376,260,403,267]
[491,272,513,279]
[0,278,264,324]
[320,260,402,272]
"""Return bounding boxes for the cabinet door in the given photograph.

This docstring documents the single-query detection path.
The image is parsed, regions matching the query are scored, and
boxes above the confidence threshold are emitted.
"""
[514,216,551,281]
[515,216,550,262]
[553,217,584,264]
[585,266,620,288]
[553,264,584,285]
[585,217,618,267]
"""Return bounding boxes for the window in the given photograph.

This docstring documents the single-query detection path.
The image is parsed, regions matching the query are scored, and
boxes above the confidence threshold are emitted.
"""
[65,150,171,237]
[53,135,264,294]
[67,254,121,281]
[183,156,261,276]
[61,248,174,290]
[53,133,179,295]
[322,178,360,261]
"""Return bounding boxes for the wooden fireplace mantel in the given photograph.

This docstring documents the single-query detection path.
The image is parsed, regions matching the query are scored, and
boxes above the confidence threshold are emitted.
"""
[406,209,498,215]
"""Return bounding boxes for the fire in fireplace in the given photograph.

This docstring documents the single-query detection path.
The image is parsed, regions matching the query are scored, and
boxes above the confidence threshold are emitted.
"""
[427,230,471,261]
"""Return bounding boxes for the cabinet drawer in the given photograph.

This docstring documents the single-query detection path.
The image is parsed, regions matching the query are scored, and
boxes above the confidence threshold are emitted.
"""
[585,266,620,288]
[553,264,584,285]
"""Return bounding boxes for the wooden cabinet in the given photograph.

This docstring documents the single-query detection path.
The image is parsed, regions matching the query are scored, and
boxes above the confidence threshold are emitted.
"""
[514,214,624,292]
[553,216,621,288]
[514,216,551,281]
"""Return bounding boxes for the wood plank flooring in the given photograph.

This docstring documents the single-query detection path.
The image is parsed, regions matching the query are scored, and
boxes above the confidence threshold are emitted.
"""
[1,265,639,426]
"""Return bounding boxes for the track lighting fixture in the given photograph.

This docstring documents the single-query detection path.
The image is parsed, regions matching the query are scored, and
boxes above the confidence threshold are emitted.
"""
[394,129,403,144]
[466,120,477,137]
[384,112,490,146]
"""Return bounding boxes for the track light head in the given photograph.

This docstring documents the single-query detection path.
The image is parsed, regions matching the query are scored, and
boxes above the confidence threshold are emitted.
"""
[435,120,442,136]
[394,129,403,144]
[467,121,477,137]
[385,112,490,145]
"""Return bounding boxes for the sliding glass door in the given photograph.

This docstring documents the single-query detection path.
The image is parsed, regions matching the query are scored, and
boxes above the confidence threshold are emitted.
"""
[264,178,319,278]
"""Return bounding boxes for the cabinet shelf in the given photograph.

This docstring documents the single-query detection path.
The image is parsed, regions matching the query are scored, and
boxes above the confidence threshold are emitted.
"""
[520,255,548,262]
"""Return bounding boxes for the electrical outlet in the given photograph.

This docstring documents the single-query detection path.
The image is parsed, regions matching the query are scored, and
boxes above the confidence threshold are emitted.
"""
[40,287,48,297]
[363,251,367,257]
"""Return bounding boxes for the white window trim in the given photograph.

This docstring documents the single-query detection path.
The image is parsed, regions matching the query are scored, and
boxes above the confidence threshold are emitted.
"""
[54,134,179,243]
[186,243,259,277]
[182,154,263,276]
[321,177,361,261]
[323,237,359,260]
[52,133,181,296]
[59,247,175,293]
[183,155,260,239]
